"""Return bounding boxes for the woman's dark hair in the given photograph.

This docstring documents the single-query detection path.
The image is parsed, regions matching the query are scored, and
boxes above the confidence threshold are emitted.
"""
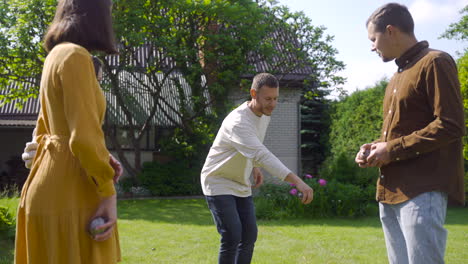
[366,3,414,35]
[43,0,117,54]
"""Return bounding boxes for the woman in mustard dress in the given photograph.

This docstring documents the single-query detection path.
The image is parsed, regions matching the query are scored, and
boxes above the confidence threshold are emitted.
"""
[15,0,121,263]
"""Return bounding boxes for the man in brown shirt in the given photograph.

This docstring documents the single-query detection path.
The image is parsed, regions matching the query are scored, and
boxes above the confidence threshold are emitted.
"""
[355,3,465,264]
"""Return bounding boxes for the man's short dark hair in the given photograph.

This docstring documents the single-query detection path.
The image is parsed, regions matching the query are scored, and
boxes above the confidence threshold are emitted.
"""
[43,0,117,54]
[251,73,279,91]
[366,3,414,35]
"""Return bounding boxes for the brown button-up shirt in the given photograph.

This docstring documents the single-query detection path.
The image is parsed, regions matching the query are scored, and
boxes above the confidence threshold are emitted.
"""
[377,41,465,205]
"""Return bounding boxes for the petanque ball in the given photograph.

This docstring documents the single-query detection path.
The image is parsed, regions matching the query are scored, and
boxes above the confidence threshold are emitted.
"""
[89,217,106,236]
[358,148,370,160]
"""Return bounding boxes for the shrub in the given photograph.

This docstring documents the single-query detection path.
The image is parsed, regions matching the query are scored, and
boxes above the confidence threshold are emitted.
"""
[328,80,386,158]
[0,206,15,239]
[1,156,29,192]
[465,172,468,205]
[0,188,17,240]
[254,183,293,220]
[138,160,202,196]
[319,152,379,187]
[254,176,378,220]
[139,116,212,197]
[115,177,152,198]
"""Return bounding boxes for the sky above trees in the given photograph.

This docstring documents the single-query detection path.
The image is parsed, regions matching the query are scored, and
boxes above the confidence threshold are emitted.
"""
[278,0,467,96]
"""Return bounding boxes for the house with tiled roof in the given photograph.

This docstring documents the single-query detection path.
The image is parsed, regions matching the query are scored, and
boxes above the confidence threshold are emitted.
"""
[0,29,315,186]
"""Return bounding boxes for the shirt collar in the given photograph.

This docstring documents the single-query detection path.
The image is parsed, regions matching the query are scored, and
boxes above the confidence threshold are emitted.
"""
[395,41,429,72]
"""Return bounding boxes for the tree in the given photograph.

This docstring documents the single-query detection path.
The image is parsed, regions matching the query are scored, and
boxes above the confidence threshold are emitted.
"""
[0,0,55,106]
[440,5,468,158]
[0,0,346,182]
[328,79,387,158]
[300,94,331,174]
[458,53,468,159]
[104,0,279,181]
[319,80,387,184]
[259,2,346,174]
[440,6,467,42]
[260,3,346,94]
[0,0,274,181]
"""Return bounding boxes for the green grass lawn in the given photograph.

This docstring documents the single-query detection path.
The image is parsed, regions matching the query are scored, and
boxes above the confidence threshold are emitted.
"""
[1,198,467,264]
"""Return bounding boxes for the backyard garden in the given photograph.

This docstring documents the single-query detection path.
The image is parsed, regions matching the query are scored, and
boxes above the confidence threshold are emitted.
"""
[1,185,467,264]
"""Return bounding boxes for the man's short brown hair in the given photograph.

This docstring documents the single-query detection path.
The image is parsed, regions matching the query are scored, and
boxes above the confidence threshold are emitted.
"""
[43,0,117,54]
[366,3,414,35]
[251,73,279,91]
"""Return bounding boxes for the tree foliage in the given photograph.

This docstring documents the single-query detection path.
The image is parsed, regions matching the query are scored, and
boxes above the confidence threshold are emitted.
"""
[300,92,331,174]
[0,0,346,180]
[260,2,346,95]
[328,79,387,157]
[459,53,468,159]
[0,0,55,105]
[440,5,467,42]
[261,3,345,174]
[441,5,468,159]
[318,80,387,186]
[103,0,276,180]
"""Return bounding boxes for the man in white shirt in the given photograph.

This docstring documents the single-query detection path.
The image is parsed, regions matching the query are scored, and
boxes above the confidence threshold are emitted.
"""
[201,73,313,264]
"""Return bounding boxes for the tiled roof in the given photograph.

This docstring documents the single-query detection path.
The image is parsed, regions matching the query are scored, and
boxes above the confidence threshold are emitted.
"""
[102,71,209,127]
[0,81,40,127]
[0,119,36,126]
[1,28,313,127]
[0,71,206,128]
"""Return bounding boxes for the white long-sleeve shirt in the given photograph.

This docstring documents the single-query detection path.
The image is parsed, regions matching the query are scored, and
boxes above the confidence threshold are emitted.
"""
[201,101,291,197]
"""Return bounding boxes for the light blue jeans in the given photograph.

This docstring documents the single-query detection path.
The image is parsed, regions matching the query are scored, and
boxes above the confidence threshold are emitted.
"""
[379,191,448,264]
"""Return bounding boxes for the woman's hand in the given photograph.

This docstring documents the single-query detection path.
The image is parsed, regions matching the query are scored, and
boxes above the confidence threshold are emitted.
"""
[109,154,123,183]
[22,141,38,169]
[90,194,117,241]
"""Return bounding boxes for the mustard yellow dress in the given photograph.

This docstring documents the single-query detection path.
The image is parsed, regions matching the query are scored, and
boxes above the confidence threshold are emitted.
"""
[15,43,121,263]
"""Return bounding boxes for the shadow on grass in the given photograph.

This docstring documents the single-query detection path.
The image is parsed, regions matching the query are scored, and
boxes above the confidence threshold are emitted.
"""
[118,198,384,228]
[0,238,14,264]
[118,198,214,225]
[258,206,468,228]
[118,198,380,227]
[118,198,468,228]
[446,206,468,225]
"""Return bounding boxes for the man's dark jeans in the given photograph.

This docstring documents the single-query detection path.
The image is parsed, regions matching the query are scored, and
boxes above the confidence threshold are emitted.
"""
[206,195,258,264]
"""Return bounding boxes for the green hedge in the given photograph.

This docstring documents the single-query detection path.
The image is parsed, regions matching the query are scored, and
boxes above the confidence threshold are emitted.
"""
[0,206,15,240]
[138,160,202,196]
[319,152,379,187]
[465,172,468,204]
[255,177,378,220]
